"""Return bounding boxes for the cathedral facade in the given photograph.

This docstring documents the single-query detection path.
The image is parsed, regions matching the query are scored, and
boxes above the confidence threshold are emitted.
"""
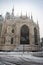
[0,8,40,51]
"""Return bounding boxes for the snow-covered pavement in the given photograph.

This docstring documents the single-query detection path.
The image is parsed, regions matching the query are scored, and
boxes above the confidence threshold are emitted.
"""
[0,52,43,65]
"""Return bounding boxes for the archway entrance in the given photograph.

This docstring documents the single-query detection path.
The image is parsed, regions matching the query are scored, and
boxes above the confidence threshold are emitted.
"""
[20,25,30,44]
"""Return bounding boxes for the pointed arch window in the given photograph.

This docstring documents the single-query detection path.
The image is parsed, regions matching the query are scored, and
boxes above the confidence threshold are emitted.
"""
[20,25,30,44]
[11,38,13,44]
[12,29,14,33]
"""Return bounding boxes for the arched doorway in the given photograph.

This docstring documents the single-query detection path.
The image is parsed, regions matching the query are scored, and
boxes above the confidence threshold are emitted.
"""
[20,25,30,44]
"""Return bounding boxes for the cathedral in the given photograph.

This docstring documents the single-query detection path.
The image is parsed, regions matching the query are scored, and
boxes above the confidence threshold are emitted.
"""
[0,7,40,51]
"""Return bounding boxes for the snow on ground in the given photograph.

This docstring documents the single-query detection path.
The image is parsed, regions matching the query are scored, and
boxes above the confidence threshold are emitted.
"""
[0,51,43,64]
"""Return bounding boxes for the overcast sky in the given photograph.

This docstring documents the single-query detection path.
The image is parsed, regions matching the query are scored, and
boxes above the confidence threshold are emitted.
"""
[0,0,43,38]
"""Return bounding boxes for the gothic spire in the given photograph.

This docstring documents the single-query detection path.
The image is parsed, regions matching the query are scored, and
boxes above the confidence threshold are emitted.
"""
[12,6,14,16]
[31,13,33,22]
[37,20,39,26]
[31,13,33,19]
[26,12,27,18]
[20,10,22,18]
[11,6,14,19]
[37,20,39,29]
